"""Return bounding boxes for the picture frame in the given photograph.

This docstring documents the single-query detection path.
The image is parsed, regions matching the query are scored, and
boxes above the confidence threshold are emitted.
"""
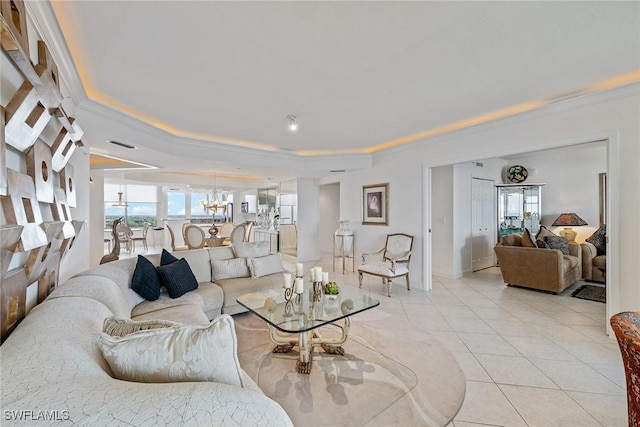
[241,202,249,213]
[362,183,388,225]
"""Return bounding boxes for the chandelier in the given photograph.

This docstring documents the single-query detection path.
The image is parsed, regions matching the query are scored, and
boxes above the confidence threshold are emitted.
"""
[112,186,128,208]
[207,173,227,212]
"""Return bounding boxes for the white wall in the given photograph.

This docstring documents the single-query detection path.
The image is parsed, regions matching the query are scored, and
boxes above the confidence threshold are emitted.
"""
[431,166,454,277]
[296,178,320,262]
[319,183,340,255]
[332,86,639,323]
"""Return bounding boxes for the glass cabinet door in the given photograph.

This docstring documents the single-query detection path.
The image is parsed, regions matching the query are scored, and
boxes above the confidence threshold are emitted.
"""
[497,184,544,241]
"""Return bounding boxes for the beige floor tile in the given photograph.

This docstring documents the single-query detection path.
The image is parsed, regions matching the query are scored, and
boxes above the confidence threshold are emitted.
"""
[436,305,481,319]
[458,333,520,357]
[567,391,628,427]
[484,319,543,338]
[451,352,492,382]
[587,361,627,389]
[475,354,558,389]
[469,307,520,322]
[503,336,577,360]
[529,358,625,395]
[430,331,470,353]
[445,317,496,334]
[499,384,600,427]
[454,381,527,426]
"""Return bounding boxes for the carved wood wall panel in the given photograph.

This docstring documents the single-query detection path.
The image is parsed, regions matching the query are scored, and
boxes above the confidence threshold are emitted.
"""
[1,169,48,251]
[0,0,86,342]
[26,138,54,203]
[1,268,27,343]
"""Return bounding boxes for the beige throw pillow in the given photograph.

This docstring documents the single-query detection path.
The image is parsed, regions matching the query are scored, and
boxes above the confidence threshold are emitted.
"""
[103,317,177,337]
[211,258,250,281]
[97,315,244,387]
[247,253,285,278]
[232,241,270,258]
[521,229,537,248]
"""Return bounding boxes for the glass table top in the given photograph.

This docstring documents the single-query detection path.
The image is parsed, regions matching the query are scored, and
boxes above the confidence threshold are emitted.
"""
[237,287,380,334]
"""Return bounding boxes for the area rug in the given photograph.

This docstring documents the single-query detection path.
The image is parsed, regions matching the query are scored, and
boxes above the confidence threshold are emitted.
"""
[234,312,465,427]
[571,283,606,303]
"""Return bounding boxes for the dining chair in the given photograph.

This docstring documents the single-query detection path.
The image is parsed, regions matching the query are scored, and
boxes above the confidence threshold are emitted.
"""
[166,224,188,252]
[244,221,254,242]
[357,233,414,297]
[184,225,206,250]
[230,224,246,244]
[131,224,149,252]
[219,222,235,245]
[115,225,133,254]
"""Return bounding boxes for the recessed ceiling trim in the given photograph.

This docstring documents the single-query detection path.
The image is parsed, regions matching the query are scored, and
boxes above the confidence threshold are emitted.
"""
[107,140,137,149]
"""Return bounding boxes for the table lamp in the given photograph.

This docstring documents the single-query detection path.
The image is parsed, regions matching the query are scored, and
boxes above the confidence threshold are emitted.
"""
[552,213,587,242]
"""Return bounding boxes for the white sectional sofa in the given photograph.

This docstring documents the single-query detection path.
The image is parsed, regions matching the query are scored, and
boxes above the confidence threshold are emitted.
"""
[0,245,292,426]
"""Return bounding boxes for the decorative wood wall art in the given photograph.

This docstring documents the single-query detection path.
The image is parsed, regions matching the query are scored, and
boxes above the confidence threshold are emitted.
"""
[5,80,53,152]
[1,169,47,251]
[51,187,74,239]
[26,138,54,203]
[0,106,6,196]
[37,251,59,304]
[25,221,63,283]
[60,220,84,257]
[1,268,27,343]
[37,40,60,92]
[50,127,76,172]
[0,224,22,277]
[60,162,76,207]
[0,1,38,88]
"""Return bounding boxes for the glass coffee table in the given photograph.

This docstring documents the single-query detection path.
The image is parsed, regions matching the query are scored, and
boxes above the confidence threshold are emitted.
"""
[237,287,380,374]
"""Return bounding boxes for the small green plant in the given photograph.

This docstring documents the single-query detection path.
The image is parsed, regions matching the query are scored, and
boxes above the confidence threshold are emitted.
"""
[324,282,340,295]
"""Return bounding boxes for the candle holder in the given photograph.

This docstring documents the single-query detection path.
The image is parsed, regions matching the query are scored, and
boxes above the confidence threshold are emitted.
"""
[283,300,293,317]
[283,287,293,302]
[312,281,323,302]
[295,293,302,305]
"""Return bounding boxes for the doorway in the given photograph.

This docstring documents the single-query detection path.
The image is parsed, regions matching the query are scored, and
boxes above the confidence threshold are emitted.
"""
[471,178,496,271]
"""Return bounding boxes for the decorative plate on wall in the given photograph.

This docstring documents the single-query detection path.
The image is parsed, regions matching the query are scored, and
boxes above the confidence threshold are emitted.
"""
[506,165,528,183]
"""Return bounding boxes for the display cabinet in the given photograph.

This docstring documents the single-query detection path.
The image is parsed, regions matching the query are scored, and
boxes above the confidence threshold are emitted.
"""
[496,184,545,241]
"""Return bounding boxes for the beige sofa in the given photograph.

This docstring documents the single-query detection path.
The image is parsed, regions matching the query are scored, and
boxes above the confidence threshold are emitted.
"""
[581,242,606,283]
[494,234,582,294]
[0,246,292,426]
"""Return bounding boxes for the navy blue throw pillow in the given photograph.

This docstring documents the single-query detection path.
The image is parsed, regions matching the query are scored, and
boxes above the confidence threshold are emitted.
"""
[131,256,162,301]
[156,258,199,299]
[161,249,179,266]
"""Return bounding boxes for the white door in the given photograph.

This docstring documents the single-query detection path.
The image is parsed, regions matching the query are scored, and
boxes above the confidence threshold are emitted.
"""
[472,178,496,271]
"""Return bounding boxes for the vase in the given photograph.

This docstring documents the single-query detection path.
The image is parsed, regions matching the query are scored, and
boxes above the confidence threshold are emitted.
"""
[334,220,353,255]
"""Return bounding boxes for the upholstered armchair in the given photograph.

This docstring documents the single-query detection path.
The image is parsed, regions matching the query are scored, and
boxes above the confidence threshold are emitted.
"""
[610,312,640,426]
[581,224,606,283]
[357,233,414,297]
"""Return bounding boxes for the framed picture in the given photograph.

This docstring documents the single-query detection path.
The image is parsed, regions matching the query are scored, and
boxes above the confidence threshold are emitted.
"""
[241,202,249,213]
[362,183,388,225]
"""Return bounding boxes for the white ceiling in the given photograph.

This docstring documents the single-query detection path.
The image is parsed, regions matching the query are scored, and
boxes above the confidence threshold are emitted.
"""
[41,1,639,188]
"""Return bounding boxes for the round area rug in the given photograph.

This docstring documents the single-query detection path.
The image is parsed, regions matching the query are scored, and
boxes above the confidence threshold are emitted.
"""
[234,312,465,426]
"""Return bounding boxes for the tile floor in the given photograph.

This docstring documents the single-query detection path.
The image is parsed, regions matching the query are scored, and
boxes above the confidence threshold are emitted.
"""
[119,246,627,426]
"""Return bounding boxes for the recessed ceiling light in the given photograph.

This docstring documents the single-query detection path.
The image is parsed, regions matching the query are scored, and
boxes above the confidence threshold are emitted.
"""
[287,115,298,132]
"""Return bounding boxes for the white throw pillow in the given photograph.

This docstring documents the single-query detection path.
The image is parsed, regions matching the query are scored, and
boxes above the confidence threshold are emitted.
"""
[211,258,250,281]
[103,317,177,337]
[247,254,285,278]
[232,241,270,258]
[96,314,244,387]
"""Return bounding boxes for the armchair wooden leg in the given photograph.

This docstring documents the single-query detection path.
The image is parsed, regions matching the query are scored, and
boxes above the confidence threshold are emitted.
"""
[358,273,363,289]
[406,275,410,291]
[386,279,392,297]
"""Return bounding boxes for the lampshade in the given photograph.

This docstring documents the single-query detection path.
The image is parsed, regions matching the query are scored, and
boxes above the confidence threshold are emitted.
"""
[552,213,587,227]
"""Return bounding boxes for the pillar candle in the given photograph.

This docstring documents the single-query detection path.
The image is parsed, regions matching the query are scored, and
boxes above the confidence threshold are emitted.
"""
[310,267,316,282]
[296,263,304,277]
[283,273,292,288]
[314,267,323,282]
[322,272,329,285]
[294,278,304,294]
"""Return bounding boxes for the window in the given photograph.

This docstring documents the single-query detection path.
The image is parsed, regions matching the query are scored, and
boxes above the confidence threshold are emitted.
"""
[167,191,186,218]
[104,184,158,228]
[191,191,213,219]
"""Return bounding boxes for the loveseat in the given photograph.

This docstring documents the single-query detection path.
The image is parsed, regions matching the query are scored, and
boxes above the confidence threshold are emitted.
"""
[0,244,293,426]
[494,233,582,294]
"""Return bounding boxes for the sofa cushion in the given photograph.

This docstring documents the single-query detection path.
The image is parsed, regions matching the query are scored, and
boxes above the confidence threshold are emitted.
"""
[161,249,179,265]
[189,282,225,319]
[500,234,522,246]
[97,315,244,387]
[545,236,569,255]
[535,225,556,241]
[536,239,549,249]
[216,274,284,315]
[132,290,204,318]
[48,275,133,318]
[103,317,177,337]
[157,258,199,298]
[247,254,286,278]
[593,255,607,269]
[522,229,537,248]
[132,305,210,324]
[131,256,162,301]
[172,249,215,282]
[563,255,579,271]
[212,258,250,281]
[207,246,236,261]
[232,241,270,258]
[586,224,607,255]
